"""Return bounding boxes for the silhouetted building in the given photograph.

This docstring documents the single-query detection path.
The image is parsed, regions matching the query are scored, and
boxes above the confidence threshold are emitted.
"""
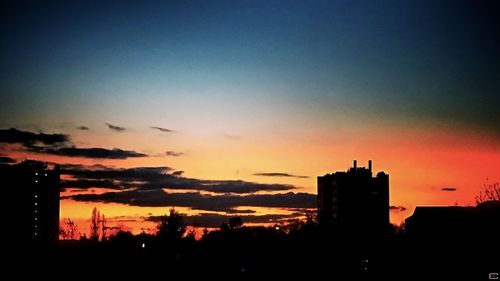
[405,201,500,240]
[317,160,389,239]
[1,160,60,246]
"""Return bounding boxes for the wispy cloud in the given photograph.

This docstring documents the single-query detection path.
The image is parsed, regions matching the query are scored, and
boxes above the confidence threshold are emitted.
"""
[29,146,147,159]
[148,212,301,228]
[76,126,89,130]
[61,179,121,189]
[105,123,126,132]
[60,163,295,193]
[0,128,146,159]
[65,189,316,213]
[0,128,69,146]
[254,172,309,179]
[441,187,457,191]
[61,165,172,180]
[166,151,184,157]
[151,126,176,133]
[389,205,407,212]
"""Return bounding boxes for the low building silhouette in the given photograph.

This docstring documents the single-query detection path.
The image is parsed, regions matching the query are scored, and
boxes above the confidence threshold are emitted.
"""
[1,160,60,246]
[405,201,500,241]
[317,160,389,240]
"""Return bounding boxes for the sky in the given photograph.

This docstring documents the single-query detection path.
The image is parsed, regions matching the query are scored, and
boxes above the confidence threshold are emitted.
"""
[1,0,499,236]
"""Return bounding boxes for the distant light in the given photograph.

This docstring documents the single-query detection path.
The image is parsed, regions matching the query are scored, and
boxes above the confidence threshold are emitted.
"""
[35,217,37,221]
[275,226,280,230]
[34,225,37,228]
[35,173,38,176]
[35,180,38,183]
[44,173,47,176]
[241,268,245,273]
[34,195,37,198]
[34,233,37,236]
[34,210,37,213]
[142,243,145,248]
[34,202,37,205]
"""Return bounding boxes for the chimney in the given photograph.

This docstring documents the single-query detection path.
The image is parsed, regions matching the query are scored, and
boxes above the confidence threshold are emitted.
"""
[353,160,357,170]
[368,160,372,172]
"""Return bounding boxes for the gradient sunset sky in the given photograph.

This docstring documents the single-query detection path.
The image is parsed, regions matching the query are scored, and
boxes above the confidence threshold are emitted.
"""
[1,0,499,235]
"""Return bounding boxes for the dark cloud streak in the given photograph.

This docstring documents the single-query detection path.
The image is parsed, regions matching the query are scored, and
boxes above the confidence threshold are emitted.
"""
[151,126,176,133]
[254,172,309,179]
[29,146,147,159]
[0,128,69,145]
[61,165,172,180]
[166,151,184,157]
[61,179,121,189]
[389,206,407,212]
[147,212,299,228]
[64,189,316,212]
[61,164,294,193]
[106,123,126,132]
[1,128,145,159]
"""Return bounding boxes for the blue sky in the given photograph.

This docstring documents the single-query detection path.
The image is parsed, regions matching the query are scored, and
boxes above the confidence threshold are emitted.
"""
[1,0,499,135]
[1,0,499,229]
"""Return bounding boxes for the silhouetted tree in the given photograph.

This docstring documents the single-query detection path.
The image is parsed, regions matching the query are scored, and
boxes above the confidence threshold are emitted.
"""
[60,218,79,240]
[186,227,197,241]
[90,207,100,241]
[396,222,406,236]
[90,207,107,241]
[101,214,107,241]
[229,217,243,229]
[156,208,186,240]
[475,182,500,205]
[202,227,209,238]
[80,233,88,241]
[220,222,229,231]
[304,209,318,226]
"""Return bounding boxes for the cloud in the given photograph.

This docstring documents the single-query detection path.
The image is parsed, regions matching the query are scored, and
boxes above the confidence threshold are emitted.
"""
[136,177,294,193]
[64,189,316,213]
[61,164,294,193]
[151,126,176,133]
[0,156,16,164]
[147,212,300,228]
[76,126,89,130]
[61,165,172,181]
[29,146,147,159]
[441,187,457,191]
[166,151,184,157]
[105,123,126,132]
[61,179,121,189]
[254,172,309,179]
[1,128,145,159]
[389,205,407,212]
[0,128,69,146]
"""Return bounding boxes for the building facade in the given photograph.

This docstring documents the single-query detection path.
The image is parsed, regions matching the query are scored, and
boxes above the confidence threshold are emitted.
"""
[1,160,60,246]
[405,201,500,240]
[318,160,389,239]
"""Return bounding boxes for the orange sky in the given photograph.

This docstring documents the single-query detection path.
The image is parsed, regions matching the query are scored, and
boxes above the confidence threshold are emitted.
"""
[4,122,499,236]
